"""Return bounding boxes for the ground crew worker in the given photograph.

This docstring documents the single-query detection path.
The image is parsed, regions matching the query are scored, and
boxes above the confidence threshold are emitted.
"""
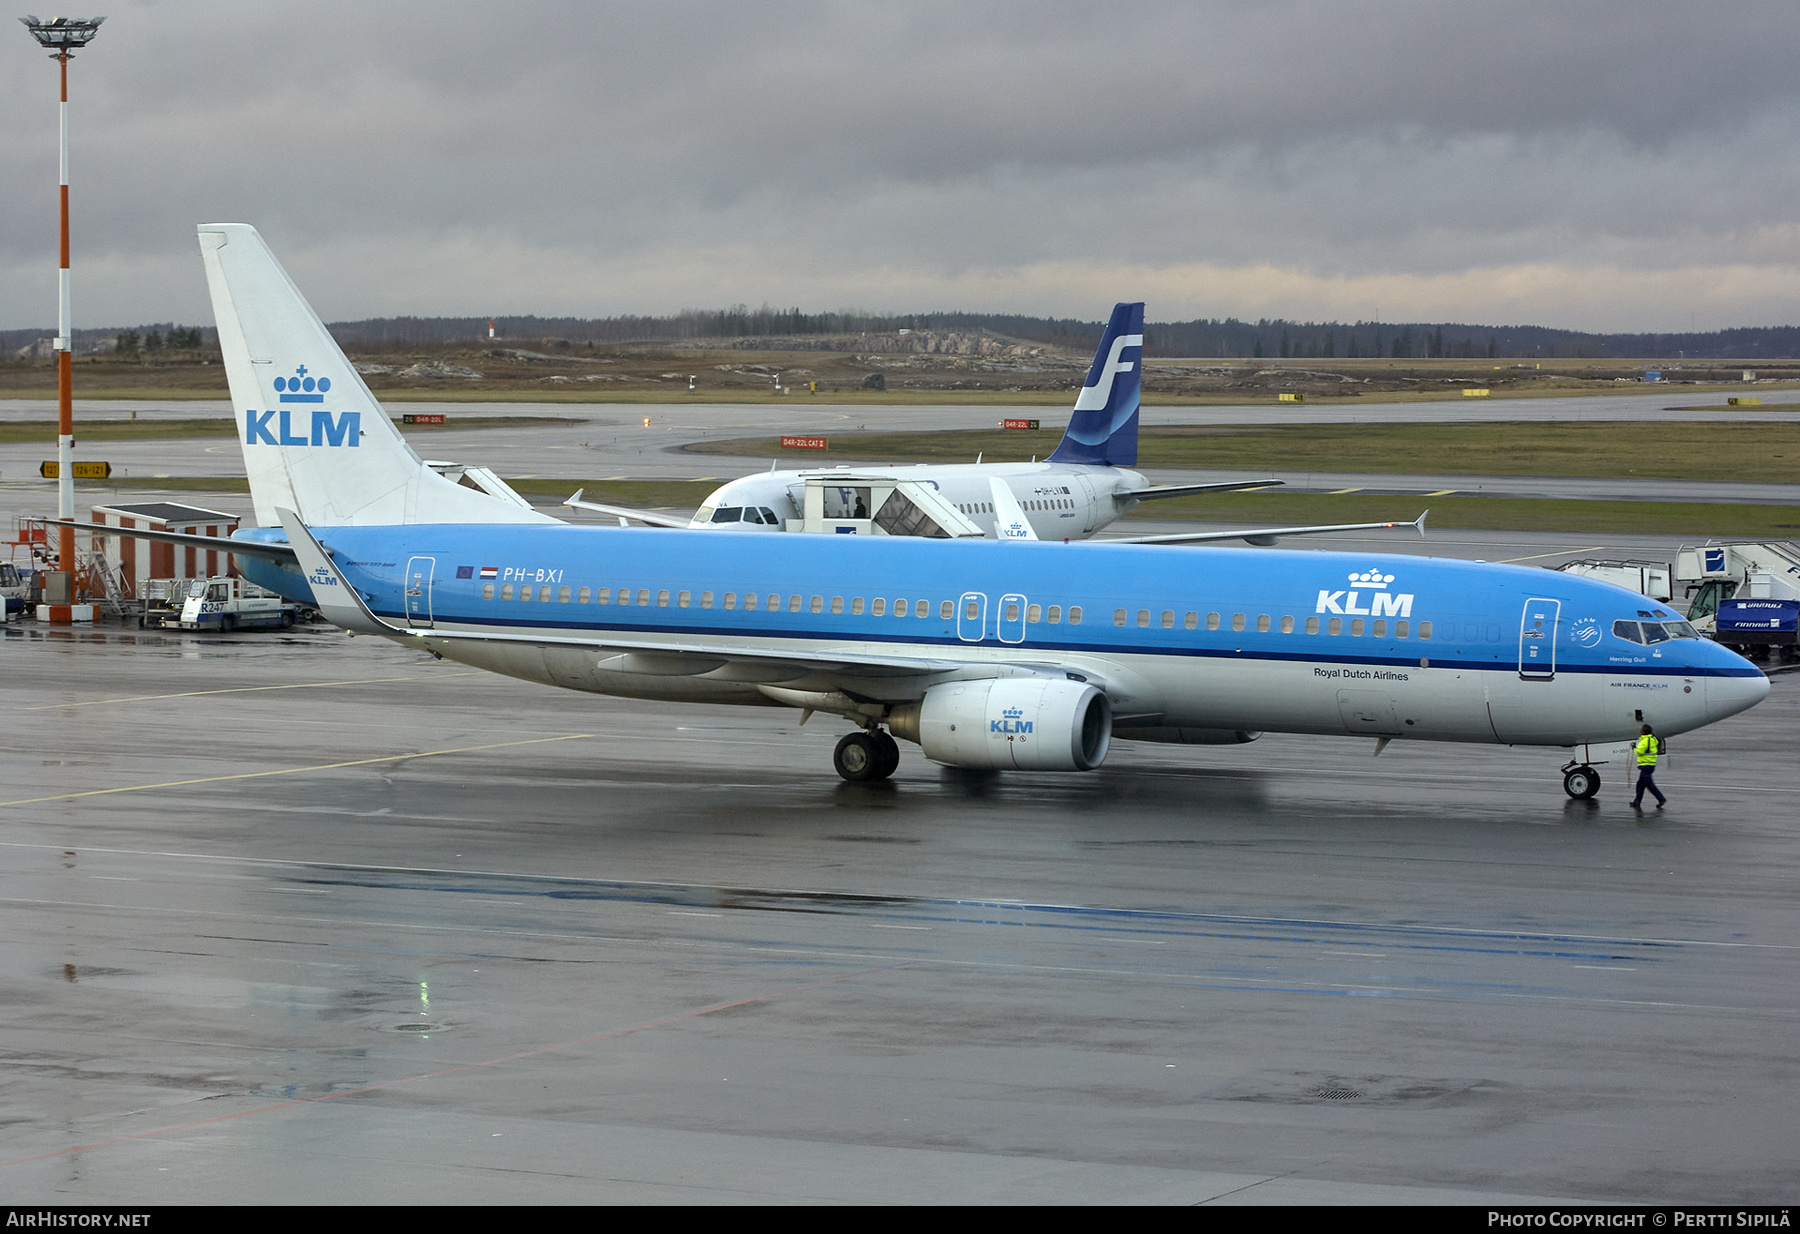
[1631,724,1667,809]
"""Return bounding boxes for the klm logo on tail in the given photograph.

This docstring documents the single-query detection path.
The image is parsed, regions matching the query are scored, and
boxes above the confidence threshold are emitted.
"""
[244,365,360,446]
[1047,302,1144,467]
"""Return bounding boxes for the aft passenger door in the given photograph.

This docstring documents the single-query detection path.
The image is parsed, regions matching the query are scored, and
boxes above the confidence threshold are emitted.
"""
[405,556,435,628]
[1518,597,1560,680]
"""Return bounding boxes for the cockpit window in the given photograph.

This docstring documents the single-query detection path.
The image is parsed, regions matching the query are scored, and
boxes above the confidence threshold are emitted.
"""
[711,507,742,523]
[1614,618,1699,644]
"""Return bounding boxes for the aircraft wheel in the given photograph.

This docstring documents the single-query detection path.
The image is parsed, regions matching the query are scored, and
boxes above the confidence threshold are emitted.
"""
[873,731,900,780]
[834,732,882,782]
[1563,766,1601,800]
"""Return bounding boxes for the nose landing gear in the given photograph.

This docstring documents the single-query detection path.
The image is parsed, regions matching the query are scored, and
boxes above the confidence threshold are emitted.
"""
[1561,763,1601,800]
[834,729,901,782]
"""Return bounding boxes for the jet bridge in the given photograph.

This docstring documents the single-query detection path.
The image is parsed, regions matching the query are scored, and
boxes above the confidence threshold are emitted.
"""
[789,473,985,538]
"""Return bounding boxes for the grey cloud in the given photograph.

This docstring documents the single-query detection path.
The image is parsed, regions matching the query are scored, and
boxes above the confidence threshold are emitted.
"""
[5,1,1800,329]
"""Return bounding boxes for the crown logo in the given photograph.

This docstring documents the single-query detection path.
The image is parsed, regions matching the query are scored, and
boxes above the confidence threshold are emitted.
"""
[1347,569,1395,589]
[1003,706,1024,719]
[275,364,331,404]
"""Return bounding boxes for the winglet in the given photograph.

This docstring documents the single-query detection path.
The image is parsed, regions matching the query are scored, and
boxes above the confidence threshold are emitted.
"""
[988,476,1038,541]
[275,507,400,637]
[1414,509,1429,537]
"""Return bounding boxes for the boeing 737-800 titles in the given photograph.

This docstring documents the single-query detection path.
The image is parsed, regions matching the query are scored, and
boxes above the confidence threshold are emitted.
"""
[61,225,1769,793]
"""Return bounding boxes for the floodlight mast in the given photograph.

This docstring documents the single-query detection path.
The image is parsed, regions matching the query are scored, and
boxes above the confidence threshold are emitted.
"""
[20,16,104,619]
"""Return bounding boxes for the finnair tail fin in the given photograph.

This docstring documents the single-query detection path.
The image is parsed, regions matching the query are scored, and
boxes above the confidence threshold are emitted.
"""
[197,223,555,528]
[1047,301,1144,467]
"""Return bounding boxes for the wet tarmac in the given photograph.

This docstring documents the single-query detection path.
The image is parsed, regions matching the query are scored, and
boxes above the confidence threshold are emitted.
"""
[1,615,1794,1203]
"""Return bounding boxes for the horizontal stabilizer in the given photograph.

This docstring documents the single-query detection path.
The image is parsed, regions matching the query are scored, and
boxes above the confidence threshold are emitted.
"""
[46,518,298,561]
[563,491,693,529]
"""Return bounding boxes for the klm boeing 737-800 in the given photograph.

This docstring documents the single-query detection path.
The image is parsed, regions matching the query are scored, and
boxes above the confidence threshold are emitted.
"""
[61,225,1769,793]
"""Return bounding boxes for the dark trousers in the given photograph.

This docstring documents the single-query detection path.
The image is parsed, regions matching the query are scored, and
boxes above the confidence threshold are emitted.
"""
[1633,766,1666,807]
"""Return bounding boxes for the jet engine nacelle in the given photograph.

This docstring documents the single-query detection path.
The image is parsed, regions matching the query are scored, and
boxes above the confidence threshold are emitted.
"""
[890,678,1112,771]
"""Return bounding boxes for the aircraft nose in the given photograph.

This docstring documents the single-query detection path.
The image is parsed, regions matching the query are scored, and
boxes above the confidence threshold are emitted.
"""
[1706,670,1771,723]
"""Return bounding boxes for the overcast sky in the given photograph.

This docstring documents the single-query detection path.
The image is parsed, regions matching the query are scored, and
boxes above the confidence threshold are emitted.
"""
[5,1,1800,333]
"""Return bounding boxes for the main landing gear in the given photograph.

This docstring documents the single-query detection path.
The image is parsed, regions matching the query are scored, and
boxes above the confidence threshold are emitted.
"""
[1561,763,1601,800]
[834,729,901,782]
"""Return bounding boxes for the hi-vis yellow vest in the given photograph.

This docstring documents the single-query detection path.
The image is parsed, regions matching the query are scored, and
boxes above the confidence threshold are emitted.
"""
[1636,735,1661,767]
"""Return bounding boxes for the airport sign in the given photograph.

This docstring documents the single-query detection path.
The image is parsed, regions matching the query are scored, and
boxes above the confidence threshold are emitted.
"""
[781,435,828,450]
[39,461,111,479]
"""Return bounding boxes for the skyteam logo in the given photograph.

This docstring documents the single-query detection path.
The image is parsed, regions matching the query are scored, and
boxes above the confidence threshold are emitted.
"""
[1316,568,1414,618]
[992,704,1033,735]
[244,364,360,447]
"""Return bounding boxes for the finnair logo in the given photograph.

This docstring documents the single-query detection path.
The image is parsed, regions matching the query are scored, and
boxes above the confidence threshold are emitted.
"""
[1317,568,1414,617]
[275,365,331,403]
[992,705,1033,735]
[1072,333,1143,412]
[244,408,361,447]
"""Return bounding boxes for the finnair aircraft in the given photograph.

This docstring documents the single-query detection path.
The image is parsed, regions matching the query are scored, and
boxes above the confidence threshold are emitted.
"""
[569,302,1424,550]
[65,225,1769,795]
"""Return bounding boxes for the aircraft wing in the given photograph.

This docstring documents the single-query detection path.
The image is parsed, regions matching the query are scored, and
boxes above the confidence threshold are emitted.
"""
[562,490,693,529]
[1114,479,1283,502]
[45,518,299,561]
[1104,510,1428,547]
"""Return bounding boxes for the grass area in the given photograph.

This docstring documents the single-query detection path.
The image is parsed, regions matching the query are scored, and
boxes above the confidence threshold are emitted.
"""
[26,474,1793,537]
[0,415,585,443]
[1130,491,1800,538]
[689,421,1800,484]
[11,383,1799,406]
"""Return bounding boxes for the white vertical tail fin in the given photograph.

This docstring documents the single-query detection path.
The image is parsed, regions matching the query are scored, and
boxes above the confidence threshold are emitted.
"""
[197,223,555,528]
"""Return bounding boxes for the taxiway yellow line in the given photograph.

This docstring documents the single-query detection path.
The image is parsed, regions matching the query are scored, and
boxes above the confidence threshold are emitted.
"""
[0,732,596,808]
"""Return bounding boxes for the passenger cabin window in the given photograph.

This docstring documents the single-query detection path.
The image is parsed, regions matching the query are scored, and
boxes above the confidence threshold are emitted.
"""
[1256,615,1270,633]
[787,595,801,612]
[657,590,670,607]
[519,586,532,603]
[1114,609,1127,627]
[1026,603,1041,623]
[1136,610,1150,628]
[873,598,886,616]
[894,599,908,617]
[1306,616,1319,634]
[831,596,843,614]
[1395,620,1408,638]
[483,583,495,600]
[636,589,650,606]
[1068,606,1082,625]
[1231,614,1246,632]
[1418,622,1433,639]
[1047,605,1061,624]
[723,592,736,609]
[1280,616,1294,633]
[744,593,757,610]
[1206,612,1220,631]
[1328,617,1342,635]
[578,586,591,604]
[852,597,864,615]
[701,592,713,609]
[1184,612,1198,630]
[678,591,691,608]
[1350,618,1364,637]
